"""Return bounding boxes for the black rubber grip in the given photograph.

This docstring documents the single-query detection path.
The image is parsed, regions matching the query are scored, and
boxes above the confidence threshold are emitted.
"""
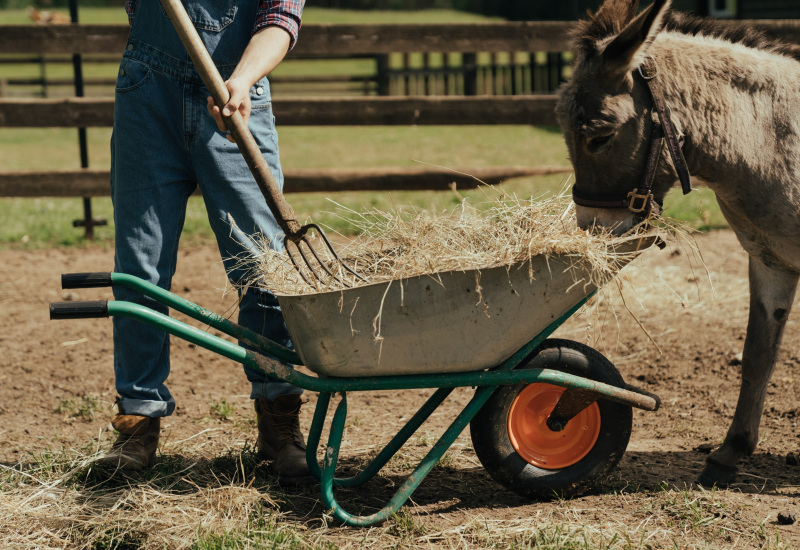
[61,272,113,289]
[49,300,109,319]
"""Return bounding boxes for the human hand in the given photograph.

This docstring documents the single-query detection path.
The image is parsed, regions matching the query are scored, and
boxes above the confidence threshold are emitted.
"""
[206,77,252,143]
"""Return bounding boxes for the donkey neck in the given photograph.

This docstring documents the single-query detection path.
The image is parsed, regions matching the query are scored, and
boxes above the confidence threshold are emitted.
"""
[647,32,800,191]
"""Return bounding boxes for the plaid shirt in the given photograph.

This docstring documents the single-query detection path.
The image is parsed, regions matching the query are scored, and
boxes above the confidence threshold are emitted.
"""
[125,0,304,48]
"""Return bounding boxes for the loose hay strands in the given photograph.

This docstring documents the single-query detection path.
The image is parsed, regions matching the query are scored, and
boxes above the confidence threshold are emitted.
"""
[243,192,669,297]
[0,448,289,550]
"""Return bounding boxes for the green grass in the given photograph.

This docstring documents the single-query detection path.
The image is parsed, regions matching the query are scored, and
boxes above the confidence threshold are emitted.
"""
[0,6,499,25]
[0,124,574,248]
[0,123,726,248]
[55,395,103,421]
[662,186,728,231]
[208,398,236,422]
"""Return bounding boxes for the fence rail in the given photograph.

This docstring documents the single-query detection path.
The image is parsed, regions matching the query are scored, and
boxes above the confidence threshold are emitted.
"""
[0,22,575,55]
[0,166,571,196]
[1,20,799,56]
[0,95,560,127]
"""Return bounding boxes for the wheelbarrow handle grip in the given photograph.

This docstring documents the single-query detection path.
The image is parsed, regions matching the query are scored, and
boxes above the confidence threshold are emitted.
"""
[158,0,302,237]
[61,272,113,289]
[50,301,109,320]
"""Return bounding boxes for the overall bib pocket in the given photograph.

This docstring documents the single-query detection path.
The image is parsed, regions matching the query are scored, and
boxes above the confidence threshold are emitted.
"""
[160,0,238,32]
[116,58,152,94]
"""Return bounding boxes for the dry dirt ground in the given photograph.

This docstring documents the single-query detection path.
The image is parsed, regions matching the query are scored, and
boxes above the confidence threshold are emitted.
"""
[2,229,800,548]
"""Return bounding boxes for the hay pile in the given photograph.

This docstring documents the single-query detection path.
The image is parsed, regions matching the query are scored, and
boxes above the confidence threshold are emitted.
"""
[0,450,292,549]
[244,193,661,296]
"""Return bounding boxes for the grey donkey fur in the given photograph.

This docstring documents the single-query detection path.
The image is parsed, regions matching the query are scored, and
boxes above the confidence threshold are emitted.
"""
[556,0,800,486]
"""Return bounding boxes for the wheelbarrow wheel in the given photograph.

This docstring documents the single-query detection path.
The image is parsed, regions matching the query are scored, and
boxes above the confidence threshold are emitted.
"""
[470,338,632,499]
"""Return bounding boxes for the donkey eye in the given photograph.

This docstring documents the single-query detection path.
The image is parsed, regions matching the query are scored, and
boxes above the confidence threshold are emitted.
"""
[587,133,614,153]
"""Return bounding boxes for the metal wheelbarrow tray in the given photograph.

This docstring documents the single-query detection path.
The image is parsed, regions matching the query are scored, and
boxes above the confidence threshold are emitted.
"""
[281,252,603,377]
[49,235,661,526]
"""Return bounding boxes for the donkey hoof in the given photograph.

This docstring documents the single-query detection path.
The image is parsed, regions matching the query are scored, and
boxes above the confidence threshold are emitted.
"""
[697,461,737,487]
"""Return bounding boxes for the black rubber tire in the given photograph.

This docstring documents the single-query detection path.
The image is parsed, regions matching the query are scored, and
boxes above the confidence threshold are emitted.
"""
[470,338,632,499]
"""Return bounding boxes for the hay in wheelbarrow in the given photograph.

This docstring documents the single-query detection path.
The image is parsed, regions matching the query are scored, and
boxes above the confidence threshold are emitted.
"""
[241,192,661,296]
[231,191,692,376]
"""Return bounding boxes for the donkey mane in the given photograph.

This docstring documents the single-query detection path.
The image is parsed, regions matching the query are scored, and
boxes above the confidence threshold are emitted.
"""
[574,0,800,62]
[665,12,800,61]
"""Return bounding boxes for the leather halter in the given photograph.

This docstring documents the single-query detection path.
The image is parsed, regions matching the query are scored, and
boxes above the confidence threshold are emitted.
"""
[571,56,693,216]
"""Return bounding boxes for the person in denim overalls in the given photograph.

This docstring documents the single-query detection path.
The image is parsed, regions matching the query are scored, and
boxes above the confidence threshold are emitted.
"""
[106,0,308,482]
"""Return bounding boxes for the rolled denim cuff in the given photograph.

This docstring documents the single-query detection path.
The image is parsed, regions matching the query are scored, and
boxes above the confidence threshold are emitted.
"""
[117,396,175,418]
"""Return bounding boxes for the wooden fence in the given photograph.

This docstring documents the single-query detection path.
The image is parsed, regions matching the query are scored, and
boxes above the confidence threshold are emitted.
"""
[2,20,799,210]
[0,21,580,213]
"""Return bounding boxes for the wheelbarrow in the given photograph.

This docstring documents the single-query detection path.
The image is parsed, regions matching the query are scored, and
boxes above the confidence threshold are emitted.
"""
[49,237,661,527]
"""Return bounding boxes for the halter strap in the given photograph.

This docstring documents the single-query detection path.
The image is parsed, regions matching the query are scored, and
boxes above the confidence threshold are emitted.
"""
[571,56,692,215]
[638,56,692,195]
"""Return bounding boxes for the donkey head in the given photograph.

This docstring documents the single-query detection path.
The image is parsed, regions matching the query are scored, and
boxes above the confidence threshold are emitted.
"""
[556,0,672,233]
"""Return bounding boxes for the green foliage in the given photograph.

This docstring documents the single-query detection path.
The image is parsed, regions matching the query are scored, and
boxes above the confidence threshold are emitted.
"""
[387,508,429,538]
[208,398,236,422]
[191,520,318,550]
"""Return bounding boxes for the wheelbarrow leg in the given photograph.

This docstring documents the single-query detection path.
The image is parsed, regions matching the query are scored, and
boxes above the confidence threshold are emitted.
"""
[306,388,455,488]
[319,386,498,526]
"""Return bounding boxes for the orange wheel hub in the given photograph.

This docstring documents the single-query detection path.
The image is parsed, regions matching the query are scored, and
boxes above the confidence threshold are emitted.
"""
[507,383,601,469]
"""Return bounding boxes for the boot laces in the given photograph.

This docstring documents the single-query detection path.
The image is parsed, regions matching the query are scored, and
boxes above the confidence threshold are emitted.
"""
[269,408,303,445]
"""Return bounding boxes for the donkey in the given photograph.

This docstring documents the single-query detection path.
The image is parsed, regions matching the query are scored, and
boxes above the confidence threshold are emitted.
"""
[556,0,800,486]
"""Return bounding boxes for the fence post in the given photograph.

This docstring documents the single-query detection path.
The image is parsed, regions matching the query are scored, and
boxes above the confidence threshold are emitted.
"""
[375,54,390,96]
[38,55,47,97]
[69,0,107,240]
[509,51,517,95]
[462,52,477,96]
[547,51,562,92]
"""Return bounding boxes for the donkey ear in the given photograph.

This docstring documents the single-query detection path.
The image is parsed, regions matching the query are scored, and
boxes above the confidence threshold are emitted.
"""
[602,0,670,75]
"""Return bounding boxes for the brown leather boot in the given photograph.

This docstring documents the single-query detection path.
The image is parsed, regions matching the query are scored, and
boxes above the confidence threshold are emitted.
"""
[254,394,311,482]
[103,412,160,471]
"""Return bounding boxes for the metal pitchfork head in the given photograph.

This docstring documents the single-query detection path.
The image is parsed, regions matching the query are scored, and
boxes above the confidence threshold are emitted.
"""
[285,223,368,289]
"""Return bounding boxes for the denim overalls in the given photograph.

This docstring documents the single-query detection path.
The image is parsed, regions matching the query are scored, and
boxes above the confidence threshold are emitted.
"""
[111,0,301,417]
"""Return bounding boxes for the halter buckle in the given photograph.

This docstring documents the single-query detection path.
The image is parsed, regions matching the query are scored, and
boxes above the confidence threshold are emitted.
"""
[637,55,658,81]
[627,189,654,213]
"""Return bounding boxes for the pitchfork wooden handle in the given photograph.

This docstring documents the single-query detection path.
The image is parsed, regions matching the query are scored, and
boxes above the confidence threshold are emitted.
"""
[159,0,303,237]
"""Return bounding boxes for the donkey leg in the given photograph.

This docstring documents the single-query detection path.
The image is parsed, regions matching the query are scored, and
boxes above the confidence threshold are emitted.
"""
[698,256,799,486]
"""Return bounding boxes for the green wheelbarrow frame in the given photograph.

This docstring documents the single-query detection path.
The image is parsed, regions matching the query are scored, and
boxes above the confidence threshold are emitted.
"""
[50,272,659,527]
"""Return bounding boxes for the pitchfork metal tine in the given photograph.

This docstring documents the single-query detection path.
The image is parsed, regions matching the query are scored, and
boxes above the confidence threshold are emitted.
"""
[285,239,315,288]
[284,224,368,289]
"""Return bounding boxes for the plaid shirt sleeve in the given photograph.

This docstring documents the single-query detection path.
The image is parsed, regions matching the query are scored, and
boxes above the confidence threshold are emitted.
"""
[125,0,304,48]
[125,0,137,26]
[254,0,304,50]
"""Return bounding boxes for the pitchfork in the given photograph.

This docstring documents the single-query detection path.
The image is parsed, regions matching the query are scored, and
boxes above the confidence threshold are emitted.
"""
[161,0,366,288]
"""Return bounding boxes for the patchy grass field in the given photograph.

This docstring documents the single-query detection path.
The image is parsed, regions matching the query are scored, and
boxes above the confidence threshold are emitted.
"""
[0,122,725,248]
